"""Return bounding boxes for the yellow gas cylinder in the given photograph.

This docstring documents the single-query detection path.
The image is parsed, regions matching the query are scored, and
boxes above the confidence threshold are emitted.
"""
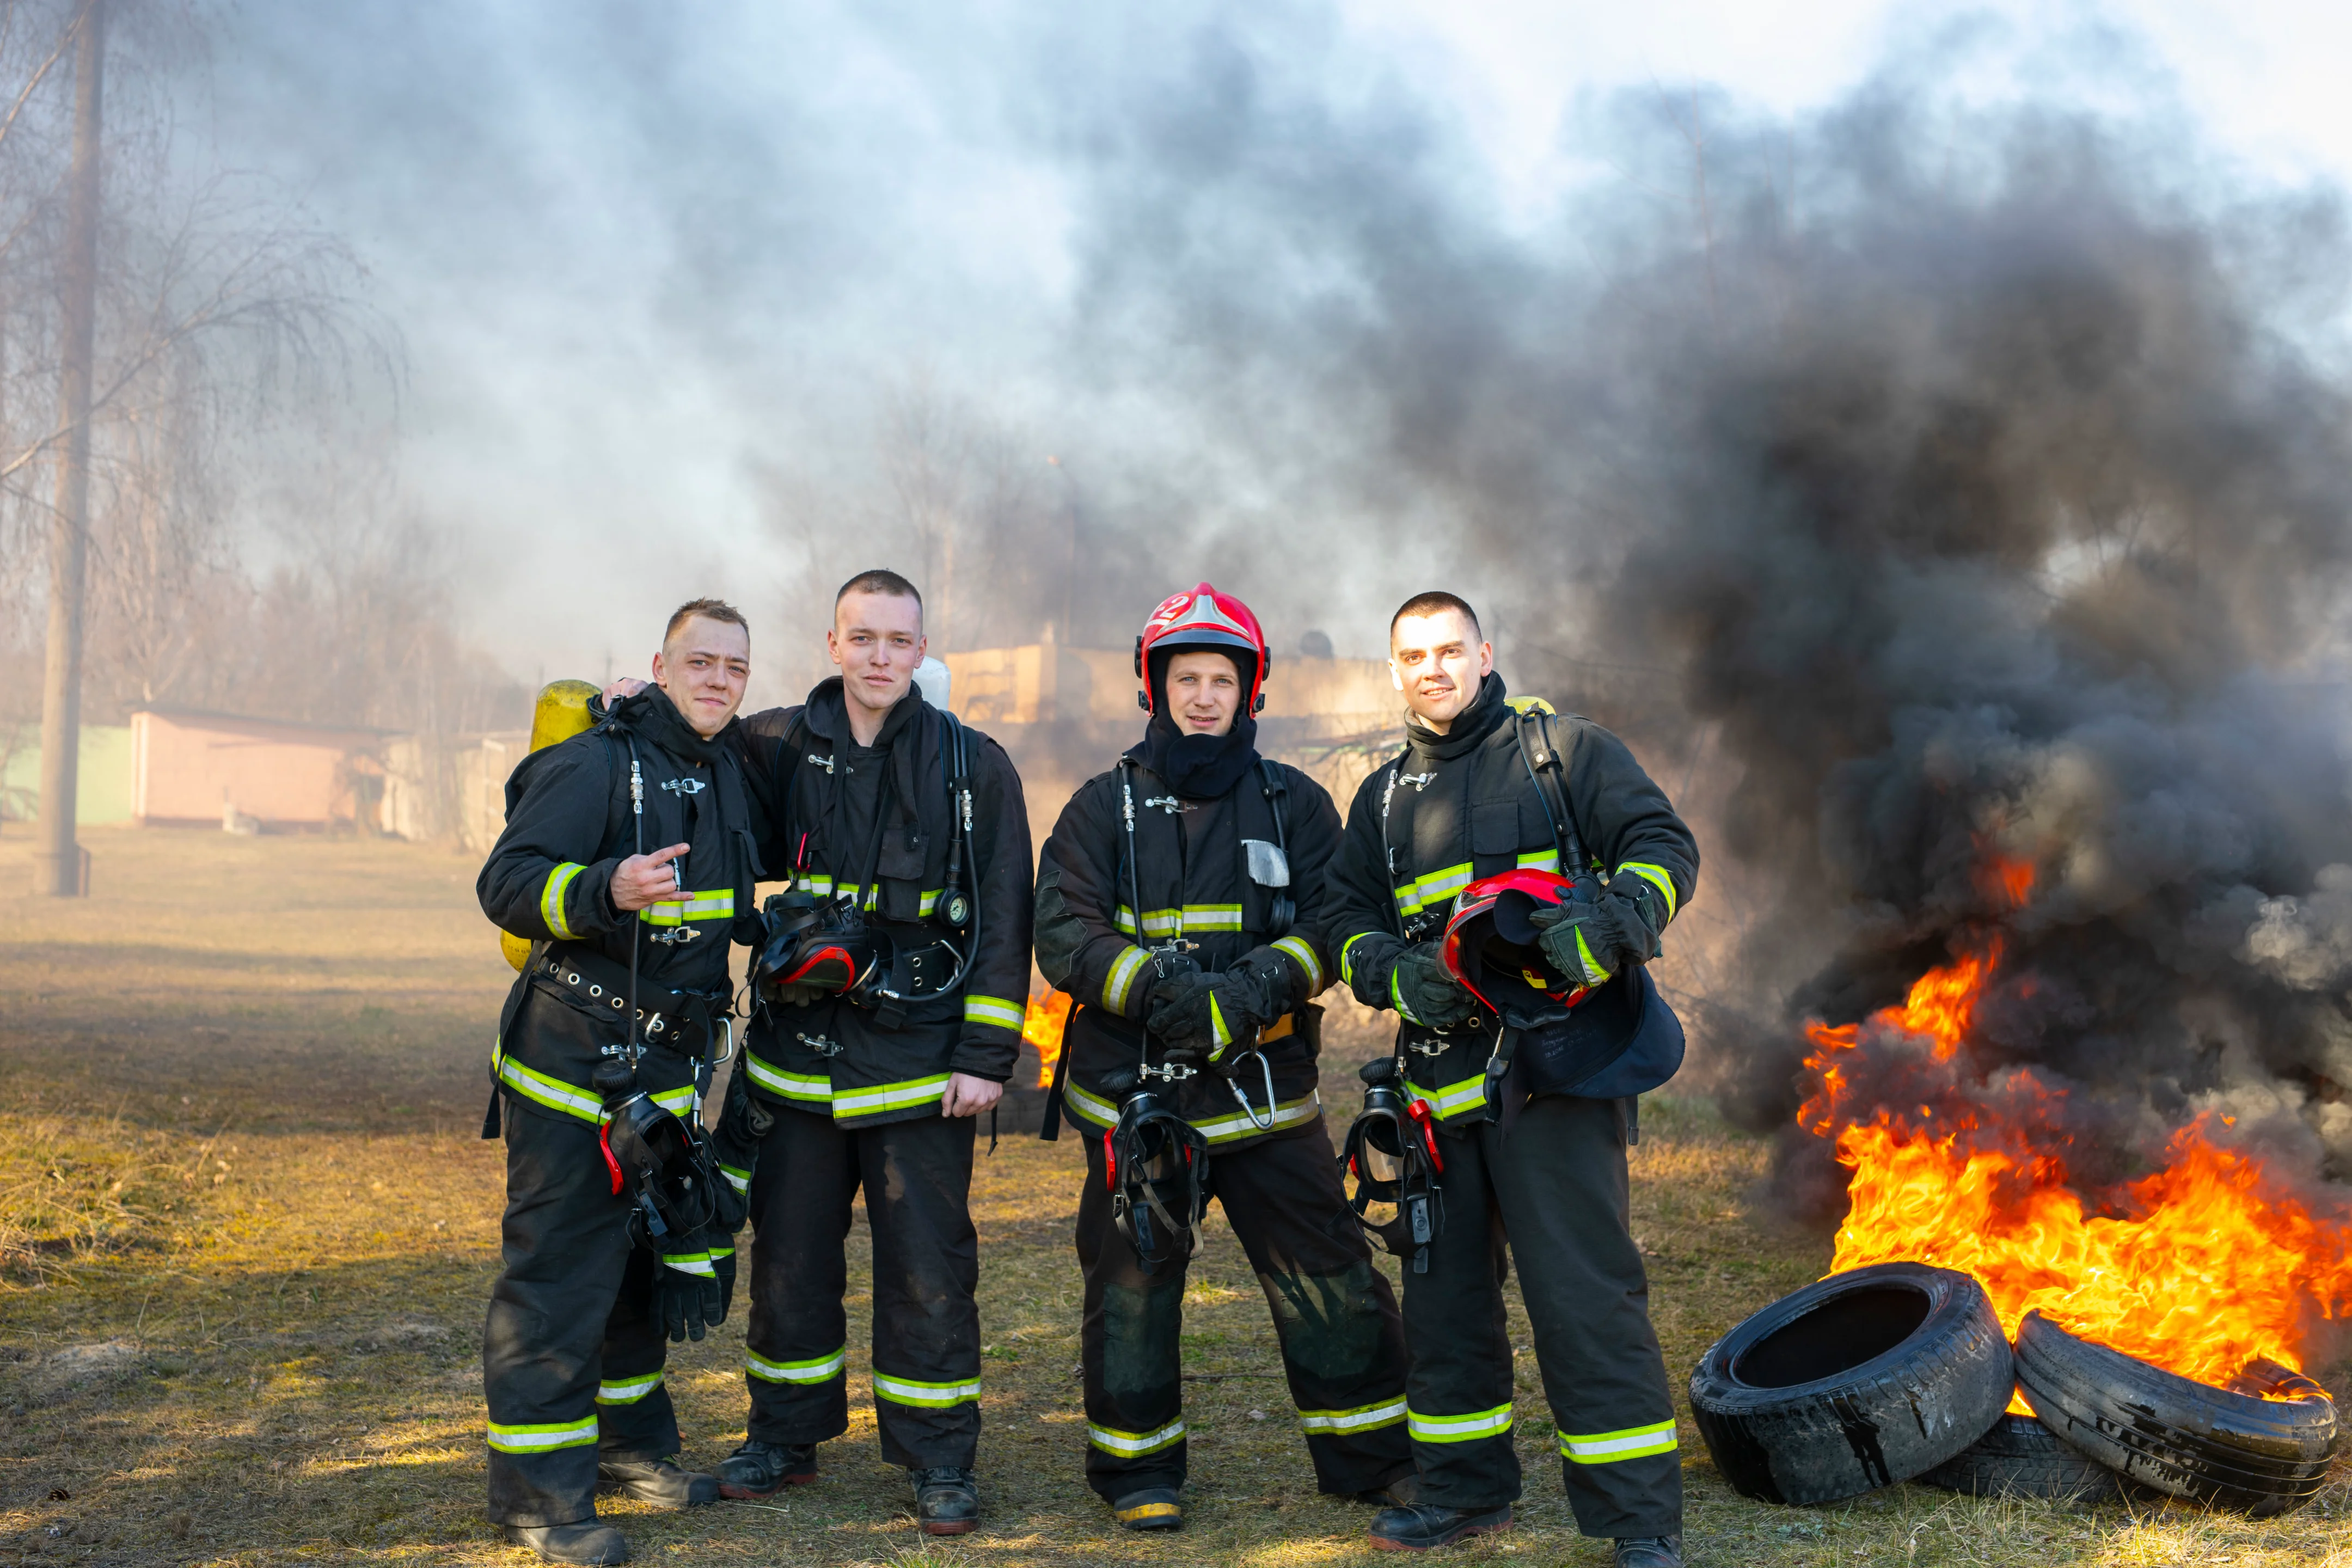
[501,678,605,971]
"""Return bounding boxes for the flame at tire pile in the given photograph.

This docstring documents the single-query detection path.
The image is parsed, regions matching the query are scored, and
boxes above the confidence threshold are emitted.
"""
[1024,989,1071,1089]
[1803,864,2352,1399]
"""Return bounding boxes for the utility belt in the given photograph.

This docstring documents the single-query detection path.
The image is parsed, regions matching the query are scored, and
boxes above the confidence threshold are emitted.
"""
[536,941,728,1059]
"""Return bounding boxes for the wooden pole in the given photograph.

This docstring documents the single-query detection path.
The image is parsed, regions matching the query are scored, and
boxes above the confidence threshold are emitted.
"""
[34,0,105,896]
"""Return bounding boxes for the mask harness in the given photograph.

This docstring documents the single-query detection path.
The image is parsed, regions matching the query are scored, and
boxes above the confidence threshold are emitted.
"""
[1098,1063,1210,1274]
[592,731,722,1251]
[1338,1056,1447,1273]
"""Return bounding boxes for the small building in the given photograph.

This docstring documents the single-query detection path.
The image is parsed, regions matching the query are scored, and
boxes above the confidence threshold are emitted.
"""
[0,724,134,824]
[130,709,390,832]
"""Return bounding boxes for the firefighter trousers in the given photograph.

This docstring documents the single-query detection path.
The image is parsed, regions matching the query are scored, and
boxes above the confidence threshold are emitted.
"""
[1075,1114,1413,1502]
[482,1098,679,1528]
[743,1105,982,1469]
[1402,1093,1681,1538]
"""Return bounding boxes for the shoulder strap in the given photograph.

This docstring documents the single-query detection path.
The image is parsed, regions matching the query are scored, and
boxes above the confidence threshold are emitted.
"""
[1516,711,1587,874]
[1254,757,1295,941]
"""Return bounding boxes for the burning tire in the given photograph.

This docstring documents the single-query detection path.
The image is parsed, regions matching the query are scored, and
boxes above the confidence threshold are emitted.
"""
[2013,1311,2339,1516]
[1688,1262,2012,1505]
[1916,1411,2120,1502]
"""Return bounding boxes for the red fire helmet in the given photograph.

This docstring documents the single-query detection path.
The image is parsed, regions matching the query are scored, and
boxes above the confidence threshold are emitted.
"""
[1442,867,1594,1024]
[1134,583,1269,715]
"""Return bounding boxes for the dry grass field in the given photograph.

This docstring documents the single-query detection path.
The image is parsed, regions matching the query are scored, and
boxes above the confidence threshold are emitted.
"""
[4,825,2352,1565]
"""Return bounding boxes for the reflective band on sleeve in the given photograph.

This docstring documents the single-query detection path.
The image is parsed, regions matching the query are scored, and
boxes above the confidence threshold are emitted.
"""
[1300,1398,1406,1435]
[719,1162,751,1193]
[744,1052,832,1106]
[487,1416,599,1453]
[1105,946,1149,1012]
[1561,1420,1678,1464]
[1405,1075,1490,1120]
[1517,849,1562,873]
[1089,1417,1186,1456]
[1407,1403,1514,1444]
[596,1373,663,1406]
[497,1055,604,1124]
[640,889,738,927]
[831,1075,951,1119]
[1615,862,1679,918]
[748,1347,847,1384]
[1271,934,1325,993]
[540,862,584,941]
[872,1370,980,1408]
[964,995,1025,1031]
[1340,931,1376,987]
[1062,1081,1120,1130]
[661,1250,716,1278]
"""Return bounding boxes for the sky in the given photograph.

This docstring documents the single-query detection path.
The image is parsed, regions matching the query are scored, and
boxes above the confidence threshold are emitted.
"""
[190,0,2352,696]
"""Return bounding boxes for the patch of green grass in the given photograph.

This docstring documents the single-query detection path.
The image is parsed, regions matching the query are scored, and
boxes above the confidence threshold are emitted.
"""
[2,824,2349,1564]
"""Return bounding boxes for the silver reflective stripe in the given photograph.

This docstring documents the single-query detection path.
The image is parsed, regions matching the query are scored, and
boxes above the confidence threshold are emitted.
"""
[1105,946,1149,1012]
[541,862,584,940]
[1560,1420,1678,1464]
[496,1054,603,1124]
[1407,1403,1514,1443]
[1299,1398,1406,1434]
[872,1371,980,1407]
[597,1373,662,1405]
[486,1416,599,1453]
[747,1347,846,1384]
[964,995,1025,1031]
[1089,1417,1186,1455]
[831,1075,950,1119]
[744,1053,832,1105]
[1271,934,1325,992]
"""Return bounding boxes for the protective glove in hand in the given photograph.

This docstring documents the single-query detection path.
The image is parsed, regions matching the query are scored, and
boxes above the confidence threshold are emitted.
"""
[1144,972,1216,1065]
[1391,943,1479,1030]
[654,1234,727,1343]
[767,980,830,1009]
[1527,890,1643,986]
[1201,963,1287,1070]
[713,1237,738,1320]
[708,1067,767,1234]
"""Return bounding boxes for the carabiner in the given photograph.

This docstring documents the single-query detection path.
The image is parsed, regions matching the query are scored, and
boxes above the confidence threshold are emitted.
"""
[1227,1049,1278,1134]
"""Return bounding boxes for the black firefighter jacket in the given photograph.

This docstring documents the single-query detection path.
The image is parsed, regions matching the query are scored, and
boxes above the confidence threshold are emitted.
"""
[476,688,761,1127]
[1035,752,1344,1151]
[1325,673,1698,1129]
[733,679,1034,1129]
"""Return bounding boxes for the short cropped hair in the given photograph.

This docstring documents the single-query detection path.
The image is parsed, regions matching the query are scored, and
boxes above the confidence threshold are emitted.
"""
[1389,590,1480,642]
[836,569,923,609]
[665,597,749,645]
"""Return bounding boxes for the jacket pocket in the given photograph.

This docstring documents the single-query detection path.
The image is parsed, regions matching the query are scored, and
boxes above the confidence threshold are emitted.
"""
[874,832,929,922]
[1470,799,1526,856]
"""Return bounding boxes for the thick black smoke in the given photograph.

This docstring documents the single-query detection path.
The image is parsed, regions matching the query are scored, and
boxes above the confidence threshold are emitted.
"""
[1052,23,2352,1203]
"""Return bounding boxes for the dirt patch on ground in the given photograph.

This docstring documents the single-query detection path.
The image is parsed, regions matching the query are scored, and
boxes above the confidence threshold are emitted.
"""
[2,824,2348,1565]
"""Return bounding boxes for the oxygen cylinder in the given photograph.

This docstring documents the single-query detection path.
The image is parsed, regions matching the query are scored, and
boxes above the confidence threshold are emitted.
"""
[501,678,604,972]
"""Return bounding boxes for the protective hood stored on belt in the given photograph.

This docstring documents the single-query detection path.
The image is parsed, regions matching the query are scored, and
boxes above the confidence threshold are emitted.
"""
[1442,867,1596,1028]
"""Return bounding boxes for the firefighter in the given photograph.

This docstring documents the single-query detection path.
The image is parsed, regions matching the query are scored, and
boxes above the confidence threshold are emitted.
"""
[1034,584,1415,1530]
[716,569,1034,1535]
[475,599,763,1567]
[1327,592,1696,1566]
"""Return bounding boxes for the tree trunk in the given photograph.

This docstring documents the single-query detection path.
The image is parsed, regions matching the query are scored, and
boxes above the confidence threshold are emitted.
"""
[34,0,105,896]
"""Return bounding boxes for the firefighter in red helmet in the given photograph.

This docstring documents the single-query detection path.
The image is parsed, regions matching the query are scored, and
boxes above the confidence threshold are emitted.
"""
[1033,584,1414,1531]
[1326,591,1697,1566]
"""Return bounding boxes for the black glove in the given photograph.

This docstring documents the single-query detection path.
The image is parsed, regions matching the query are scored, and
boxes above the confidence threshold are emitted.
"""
[709,1063,769,1234]
[654,1230,727,1342]
[1527,885,1655,986]
[1144,971,1217,1064]
[767,980,830,1009]
[1391,943,1479,1030]
[1201,964,1288,1070]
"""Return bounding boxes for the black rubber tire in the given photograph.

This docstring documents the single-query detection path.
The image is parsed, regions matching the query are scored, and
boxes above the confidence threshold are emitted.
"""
[1688,1262,2013,1505]
[2013,1311,2339,1517]
[1916,1411,2121,1501]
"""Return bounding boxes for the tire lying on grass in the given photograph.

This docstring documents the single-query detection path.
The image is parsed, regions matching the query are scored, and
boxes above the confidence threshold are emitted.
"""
[1917,1410,2120,1502]
[1689,1261,2013,1505]
[2014,1310,2339,1517]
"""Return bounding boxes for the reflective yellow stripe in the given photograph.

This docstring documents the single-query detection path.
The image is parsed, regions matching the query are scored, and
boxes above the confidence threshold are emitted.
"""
[1105,946,1149,1012]
[639,889,737,927]
[964,995,1025,1031]
[831,1074,950,1119]
[1300,1398,1406,1434]
[1271,934,1325,992]
[1407,1403,1513,1443]
[1615,862,1679,918]
[1065,1083,1317,1146]
[1561,1420,1678,1463]
[486,1416,599,1453]
[651,1085,696,1118]
[597,1373,663,1405]
[661,1250,717,1278]
[718,1162,751,1194]
[1405,1074,1489,1119]
[1113,904,1244,936]
[1208,994,1232,1053]
[540,862,584,940]
[743,1052,832,1106]
[1063,1081,1120,1130]
[1340,931,1377,987]
[1393,862,1473,917]
[496,1054,604,1124]
[748,1347,847,1383]
[800,875,942,915]
[1576,928,1612,984]
[1389,969,1423,1027]
[1089,1418,1185,1456]
[1517,849,1561,873]
[872,1371,979,1408]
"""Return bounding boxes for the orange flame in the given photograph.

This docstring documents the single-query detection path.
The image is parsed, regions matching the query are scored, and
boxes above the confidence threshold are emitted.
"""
[1024,989,1071,1089]
[1800,857,2352,1404]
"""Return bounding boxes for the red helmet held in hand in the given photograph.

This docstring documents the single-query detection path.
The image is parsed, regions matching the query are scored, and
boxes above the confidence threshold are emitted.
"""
[1135,583,1269,715]
[1442,867,1594,1026]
